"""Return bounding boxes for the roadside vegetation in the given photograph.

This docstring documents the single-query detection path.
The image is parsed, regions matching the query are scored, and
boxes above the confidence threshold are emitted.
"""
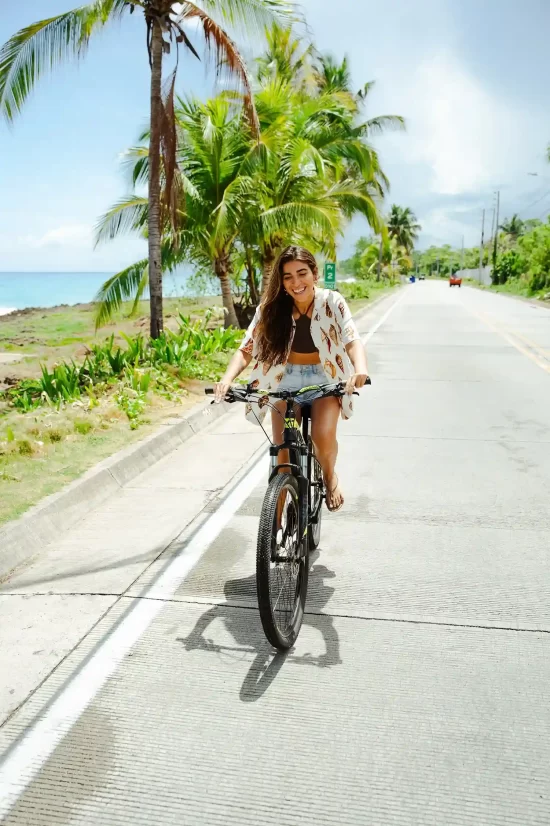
[415,215,550,301]
[340,204,421,282]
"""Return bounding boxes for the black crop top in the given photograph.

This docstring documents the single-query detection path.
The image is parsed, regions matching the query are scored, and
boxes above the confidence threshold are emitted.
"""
[292,301,318,354]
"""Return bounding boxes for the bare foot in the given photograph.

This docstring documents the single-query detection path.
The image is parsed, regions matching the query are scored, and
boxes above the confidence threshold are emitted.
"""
[325,474,344,512]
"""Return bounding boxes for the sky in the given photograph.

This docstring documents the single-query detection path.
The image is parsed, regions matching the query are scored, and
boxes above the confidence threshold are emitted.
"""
[1,0,550,271]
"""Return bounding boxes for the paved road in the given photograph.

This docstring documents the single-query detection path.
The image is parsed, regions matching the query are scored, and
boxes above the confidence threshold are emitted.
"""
[1,282,550,825]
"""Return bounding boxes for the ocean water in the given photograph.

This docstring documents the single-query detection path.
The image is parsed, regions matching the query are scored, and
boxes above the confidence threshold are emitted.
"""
[0,271,195,315]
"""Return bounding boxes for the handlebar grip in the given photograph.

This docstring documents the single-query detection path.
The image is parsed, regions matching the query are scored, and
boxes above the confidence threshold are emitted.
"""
[365,376,372,385]
[205,388,215,395]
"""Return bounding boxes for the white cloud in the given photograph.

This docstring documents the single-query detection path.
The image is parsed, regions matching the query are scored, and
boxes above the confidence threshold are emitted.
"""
[383,50,550,201]
[18,224,92,249]
[405,53,510,195]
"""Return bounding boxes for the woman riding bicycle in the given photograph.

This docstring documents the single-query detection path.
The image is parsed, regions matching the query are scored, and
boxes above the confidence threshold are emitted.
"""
[215,245,370,512]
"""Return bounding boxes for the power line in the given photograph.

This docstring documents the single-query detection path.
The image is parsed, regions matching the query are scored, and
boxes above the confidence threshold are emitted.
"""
[534,202,550,220]
[518,188,550,218]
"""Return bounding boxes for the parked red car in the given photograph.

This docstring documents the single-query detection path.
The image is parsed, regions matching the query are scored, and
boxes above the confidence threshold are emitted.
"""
[449,274,462,287]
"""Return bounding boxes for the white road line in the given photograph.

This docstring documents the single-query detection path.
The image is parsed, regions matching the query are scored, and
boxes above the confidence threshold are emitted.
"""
[0,289,406,819]
[0,454,267,820]
[361,287,407,344]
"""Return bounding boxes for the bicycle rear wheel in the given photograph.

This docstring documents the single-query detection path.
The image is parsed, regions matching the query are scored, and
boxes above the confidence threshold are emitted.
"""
[256,473,309,650]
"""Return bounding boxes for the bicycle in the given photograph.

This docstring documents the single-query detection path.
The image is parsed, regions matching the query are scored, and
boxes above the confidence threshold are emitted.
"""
[206,379,371,650]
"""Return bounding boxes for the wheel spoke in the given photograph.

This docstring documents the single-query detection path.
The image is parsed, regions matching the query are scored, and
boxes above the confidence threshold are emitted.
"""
[270,487,300,634]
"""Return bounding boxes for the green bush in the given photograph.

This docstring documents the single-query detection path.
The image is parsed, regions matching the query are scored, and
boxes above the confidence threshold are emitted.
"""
[1,318,240,415]
[492,250,524,285]
[18,439,34,456]
[339,281,371,300]
[116,388,147,429]
[517,223,550,293]
[74,420,93,436]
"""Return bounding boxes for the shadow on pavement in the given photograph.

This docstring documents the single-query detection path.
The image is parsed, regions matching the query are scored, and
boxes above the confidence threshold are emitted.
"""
[179,551,341,702]
[0,548,166,592]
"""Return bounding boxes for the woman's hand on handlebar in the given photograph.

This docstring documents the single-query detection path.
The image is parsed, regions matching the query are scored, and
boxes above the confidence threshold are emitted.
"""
[344,372,369,394]
[214,381,231,403]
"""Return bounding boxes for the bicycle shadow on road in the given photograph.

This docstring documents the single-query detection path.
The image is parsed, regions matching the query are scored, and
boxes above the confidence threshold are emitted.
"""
[179,551,341,703]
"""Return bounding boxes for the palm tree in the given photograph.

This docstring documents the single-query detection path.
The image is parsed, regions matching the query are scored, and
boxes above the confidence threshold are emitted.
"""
[359,235,409,280]
[0,0,294,338]
[256,20,315,88]
[387,204,421,253]
[246,33,405,290]
[499,214,524,240]
[92,27,403,322]
[96,95,254,328]
[315,56,405,137]
[247,77,387,291]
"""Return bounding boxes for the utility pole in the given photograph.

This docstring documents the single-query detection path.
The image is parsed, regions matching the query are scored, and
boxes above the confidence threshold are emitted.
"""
[492,190,500,269]
[377,236,382,282]
[478,209,485,283]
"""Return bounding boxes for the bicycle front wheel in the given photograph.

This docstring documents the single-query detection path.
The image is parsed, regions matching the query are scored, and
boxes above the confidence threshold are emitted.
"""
[256,473,309,650]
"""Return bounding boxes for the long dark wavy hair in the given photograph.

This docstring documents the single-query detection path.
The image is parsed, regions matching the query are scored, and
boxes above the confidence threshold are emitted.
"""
[256,246,319,366]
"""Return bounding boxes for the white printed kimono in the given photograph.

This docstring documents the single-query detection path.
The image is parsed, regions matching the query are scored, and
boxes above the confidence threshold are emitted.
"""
[239,287,361,425]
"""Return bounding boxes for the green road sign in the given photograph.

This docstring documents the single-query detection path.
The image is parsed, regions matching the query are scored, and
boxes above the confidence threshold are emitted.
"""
[324,261,336,288]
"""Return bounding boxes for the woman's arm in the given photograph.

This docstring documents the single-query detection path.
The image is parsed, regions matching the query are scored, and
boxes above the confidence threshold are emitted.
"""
[345,339,369,393]
[214,350,252,402]
[214,306,260,402]
[332,291,369,393]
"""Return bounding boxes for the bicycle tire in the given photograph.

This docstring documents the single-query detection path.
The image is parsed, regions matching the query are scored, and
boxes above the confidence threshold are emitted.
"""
[256,473,309,650]
[307,437,323,549]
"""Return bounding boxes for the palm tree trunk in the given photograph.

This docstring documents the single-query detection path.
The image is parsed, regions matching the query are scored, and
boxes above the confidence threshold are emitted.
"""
[261,247,276,295]
[245,248,259,306]
[215,257,239,328]
[148,19,164,340]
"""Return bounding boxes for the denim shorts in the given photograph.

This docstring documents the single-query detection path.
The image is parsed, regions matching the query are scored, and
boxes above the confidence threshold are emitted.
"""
[272,362,328,405]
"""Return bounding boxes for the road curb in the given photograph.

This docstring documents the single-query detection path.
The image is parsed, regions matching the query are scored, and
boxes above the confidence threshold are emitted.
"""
[0,287,398,581]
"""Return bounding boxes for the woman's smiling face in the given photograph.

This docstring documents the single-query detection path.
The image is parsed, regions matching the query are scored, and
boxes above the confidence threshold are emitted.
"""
[282,259,318,305]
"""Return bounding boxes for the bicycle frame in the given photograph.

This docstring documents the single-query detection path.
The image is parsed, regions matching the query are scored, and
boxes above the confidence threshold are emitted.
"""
[268,397,308,482]
[267,397,318,556]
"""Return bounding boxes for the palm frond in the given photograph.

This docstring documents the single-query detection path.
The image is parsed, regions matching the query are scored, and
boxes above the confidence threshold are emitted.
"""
[356,80,376,100]
[361,115,406,136]
[175,3,260,136]
[94,258,149,329]
[260,201,338,239]
[0,0,127,122]
[160,70,181,234]
[180,0,299,35]
[94,196,149,245]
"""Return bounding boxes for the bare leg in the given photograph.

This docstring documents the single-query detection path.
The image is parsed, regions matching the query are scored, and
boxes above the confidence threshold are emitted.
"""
[311,396,343,511]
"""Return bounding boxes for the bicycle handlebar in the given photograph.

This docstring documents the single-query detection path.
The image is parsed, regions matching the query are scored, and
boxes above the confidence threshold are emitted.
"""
[205,377,371,404]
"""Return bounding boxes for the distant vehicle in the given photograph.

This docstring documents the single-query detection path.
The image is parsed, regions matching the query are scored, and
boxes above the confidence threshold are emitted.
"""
[449,274,462,287]
[418,274,426,280]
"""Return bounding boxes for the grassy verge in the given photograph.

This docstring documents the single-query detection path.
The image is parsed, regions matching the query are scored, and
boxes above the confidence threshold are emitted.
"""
[0,297,231,526]
[339,278,397,311]
[466,278,550,304]
[0,284,395,527]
